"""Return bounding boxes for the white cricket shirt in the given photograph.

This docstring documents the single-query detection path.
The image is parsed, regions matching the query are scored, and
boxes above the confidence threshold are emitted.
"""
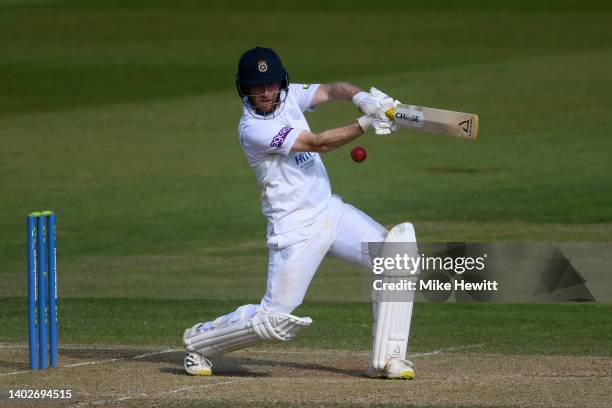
[238,83,332,236]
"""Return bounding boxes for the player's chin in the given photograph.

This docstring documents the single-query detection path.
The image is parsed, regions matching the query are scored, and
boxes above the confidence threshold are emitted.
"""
[260,104,275,113]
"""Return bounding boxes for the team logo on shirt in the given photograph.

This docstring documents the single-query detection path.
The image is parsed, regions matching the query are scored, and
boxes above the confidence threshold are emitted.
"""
[270,127,293,148]
[257,60,268,72]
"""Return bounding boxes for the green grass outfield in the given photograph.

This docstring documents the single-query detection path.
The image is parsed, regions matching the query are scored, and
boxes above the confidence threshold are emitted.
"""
[1,1,611,403]
[1,298,611,357]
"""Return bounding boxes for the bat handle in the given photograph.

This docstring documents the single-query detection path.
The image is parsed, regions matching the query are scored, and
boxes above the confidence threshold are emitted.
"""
[385,108,396,120]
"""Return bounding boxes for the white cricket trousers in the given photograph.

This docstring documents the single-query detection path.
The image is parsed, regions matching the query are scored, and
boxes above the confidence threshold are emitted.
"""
[261,195,388,314]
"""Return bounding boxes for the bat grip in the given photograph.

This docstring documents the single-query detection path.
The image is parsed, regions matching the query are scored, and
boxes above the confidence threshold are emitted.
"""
[385,108,396,120]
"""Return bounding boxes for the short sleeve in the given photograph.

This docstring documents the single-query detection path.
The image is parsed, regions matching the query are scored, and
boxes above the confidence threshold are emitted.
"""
[290,83,320,113]
[240,119,302,157]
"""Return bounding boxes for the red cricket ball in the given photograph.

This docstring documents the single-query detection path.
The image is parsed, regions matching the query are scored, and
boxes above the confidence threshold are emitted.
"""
[351,146,367,163]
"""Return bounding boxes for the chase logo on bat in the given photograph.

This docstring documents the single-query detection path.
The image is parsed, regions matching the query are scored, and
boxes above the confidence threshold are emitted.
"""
[396,112,421,123]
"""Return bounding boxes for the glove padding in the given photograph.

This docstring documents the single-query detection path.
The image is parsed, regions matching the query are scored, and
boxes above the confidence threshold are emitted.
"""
[357,115,397,135]
[369,87,402,116]
[353,91,396,121]
[354,86,403,135]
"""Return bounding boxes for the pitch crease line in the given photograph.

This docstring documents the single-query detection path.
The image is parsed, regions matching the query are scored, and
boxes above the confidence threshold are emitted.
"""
[411,343,487,357]
[70,379,252,407]
[246,343,486,357]
[0,344,485,377]
[0,343,179,350]
[0,349,176,377]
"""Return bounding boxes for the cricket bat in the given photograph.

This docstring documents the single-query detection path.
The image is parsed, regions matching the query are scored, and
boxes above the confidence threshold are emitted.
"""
[385,104,479,140]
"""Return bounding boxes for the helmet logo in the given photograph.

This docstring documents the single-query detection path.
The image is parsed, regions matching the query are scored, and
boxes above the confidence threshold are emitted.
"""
[257,60,268,73]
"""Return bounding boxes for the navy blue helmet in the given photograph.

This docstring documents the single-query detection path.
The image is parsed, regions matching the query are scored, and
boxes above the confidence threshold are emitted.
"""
[236,47,289,97]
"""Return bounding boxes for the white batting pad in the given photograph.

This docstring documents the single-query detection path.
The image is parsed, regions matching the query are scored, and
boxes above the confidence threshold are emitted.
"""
[183,304,312,356]
[372,223,418,370]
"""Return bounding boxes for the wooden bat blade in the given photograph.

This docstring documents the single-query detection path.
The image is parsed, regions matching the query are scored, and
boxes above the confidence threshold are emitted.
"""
[386,104,479,139]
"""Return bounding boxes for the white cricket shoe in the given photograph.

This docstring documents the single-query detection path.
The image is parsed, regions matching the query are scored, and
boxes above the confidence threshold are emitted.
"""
[184,352,213,376]
[367,357,415,380]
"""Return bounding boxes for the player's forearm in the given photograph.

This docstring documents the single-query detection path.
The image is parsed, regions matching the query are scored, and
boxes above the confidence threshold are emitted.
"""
[315,122,363,152]
[292,122,364,153]
[311,82,362,107]
[324,82,362,101]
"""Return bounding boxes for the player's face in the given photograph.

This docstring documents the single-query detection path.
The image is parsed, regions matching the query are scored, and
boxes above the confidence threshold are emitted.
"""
[248,82,281,113]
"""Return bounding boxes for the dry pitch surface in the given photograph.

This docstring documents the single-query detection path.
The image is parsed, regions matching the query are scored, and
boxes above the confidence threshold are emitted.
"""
[1,344,610,407]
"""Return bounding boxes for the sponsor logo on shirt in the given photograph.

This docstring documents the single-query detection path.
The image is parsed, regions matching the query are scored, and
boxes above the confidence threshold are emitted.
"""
[270,127,293,148]
[294,152,316,169]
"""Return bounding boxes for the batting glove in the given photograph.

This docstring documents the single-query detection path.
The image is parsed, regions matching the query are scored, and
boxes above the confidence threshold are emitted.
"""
[353,91,396,121]
[357,115,397,135]
[369,87,402,117]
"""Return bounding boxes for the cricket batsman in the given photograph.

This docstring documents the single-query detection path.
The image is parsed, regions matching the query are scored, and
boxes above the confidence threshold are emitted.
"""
[183,46,418,379]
